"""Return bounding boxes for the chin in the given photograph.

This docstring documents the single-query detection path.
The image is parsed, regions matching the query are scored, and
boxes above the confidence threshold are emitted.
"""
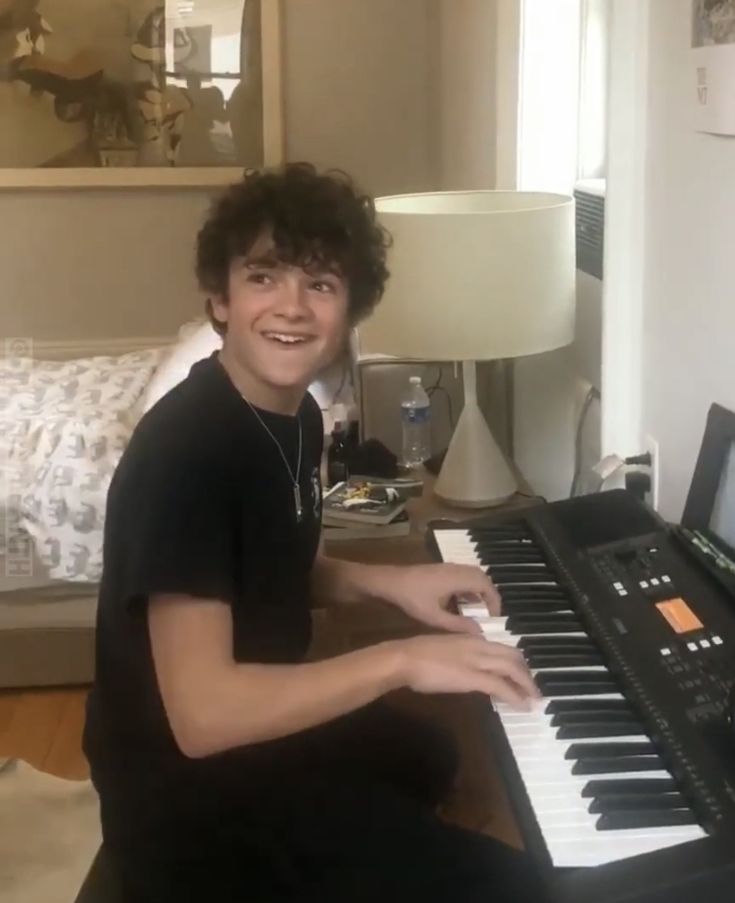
[263,367,317,391]
[264,356,332,388]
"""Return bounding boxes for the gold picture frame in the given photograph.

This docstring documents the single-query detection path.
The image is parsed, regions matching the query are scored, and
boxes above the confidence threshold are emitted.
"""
[0,0,283,189]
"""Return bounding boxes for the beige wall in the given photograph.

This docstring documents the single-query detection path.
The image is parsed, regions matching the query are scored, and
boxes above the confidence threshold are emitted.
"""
[284,0,437,197]
[436,0,497,190]
[1,0,438,346]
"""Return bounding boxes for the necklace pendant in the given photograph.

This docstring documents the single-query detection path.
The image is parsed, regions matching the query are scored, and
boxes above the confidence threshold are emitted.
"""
[294,484,304,522]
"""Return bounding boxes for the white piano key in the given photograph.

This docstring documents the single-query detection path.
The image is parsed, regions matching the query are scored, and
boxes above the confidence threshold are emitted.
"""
[546,829,705,868]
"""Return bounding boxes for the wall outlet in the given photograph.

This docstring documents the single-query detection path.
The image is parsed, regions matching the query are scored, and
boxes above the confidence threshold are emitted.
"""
[643,434,660,510]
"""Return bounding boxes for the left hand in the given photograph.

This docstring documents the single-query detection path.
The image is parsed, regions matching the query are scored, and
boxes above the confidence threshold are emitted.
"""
[385,563,501,635]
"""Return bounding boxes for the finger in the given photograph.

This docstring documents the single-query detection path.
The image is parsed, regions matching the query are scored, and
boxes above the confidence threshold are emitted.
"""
[475,673,531,710]
[428,609,483,635]
[451,570,501,616]
[482,584,502,616]
[466,638,525,665]
[473,651,541,700]
[482,584,502,615]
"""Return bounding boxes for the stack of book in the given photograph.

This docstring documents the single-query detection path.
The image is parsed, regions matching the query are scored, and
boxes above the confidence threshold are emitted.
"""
[322,478,418,540]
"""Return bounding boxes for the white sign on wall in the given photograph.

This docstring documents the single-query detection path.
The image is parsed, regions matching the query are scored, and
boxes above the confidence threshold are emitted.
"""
[692,0,735,135]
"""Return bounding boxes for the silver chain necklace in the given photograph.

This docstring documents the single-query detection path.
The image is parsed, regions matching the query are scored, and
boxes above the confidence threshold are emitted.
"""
[241,396,304,522]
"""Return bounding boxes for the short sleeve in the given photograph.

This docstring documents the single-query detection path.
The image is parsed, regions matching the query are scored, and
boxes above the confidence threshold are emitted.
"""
[112,448,238,609]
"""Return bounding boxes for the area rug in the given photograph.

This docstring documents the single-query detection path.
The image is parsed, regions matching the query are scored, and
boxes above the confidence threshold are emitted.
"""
[0,759,100,903]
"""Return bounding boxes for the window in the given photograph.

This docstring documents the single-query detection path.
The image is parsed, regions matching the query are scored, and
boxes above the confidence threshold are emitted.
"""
[578,0,609,180]
[517,0,609,192]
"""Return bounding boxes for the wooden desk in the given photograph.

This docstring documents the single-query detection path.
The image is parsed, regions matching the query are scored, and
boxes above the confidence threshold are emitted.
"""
[315,471,538,848]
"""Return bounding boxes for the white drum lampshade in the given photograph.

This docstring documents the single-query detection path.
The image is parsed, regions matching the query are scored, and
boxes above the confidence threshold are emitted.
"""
[357,190,576,507]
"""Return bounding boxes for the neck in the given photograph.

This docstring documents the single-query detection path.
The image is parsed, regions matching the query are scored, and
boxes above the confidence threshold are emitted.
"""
[217,347,305,416]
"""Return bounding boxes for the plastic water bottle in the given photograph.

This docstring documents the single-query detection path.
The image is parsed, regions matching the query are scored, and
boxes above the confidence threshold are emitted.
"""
[400,376,432,469]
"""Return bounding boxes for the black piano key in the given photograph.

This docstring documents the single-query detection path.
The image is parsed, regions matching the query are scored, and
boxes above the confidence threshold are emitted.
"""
[537,669,612,682]
[571,756,664,776]
[474,549,546,568]
[556,721,645,740]
[588,793,688,814]
[508,613,581,627]
[502,592,569,602]
[498,583,563,594]
[540,681,620,696]
[509,621,586,636]
[470,528,531,540]
[502,596,571,607]
[503,602,573,616]
[545,698,631,715]
[472,533,536,541]
[525,653,605,669]
[565,741,655,760]
[488,560,548,567]
[536,671,615,693]
[551,710,637,727]
[582,778,677,798]
[596,809,698,831]
[493,576,558,587]
[473,541,539,552]
[510,611,580,623]
[487,563,554,573]
[519,636,596,651]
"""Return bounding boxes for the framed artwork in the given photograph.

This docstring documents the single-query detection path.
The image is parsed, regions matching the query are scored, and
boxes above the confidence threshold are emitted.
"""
[0,0,283,188]
[692,0,735,135]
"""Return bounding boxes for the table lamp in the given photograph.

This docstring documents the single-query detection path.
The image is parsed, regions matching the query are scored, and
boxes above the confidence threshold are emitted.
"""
[356,190,576,507]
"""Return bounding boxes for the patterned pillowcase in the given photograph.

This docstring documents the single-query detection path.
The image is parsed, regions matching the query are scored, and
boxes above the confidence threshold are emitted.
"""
[0,349,162,583]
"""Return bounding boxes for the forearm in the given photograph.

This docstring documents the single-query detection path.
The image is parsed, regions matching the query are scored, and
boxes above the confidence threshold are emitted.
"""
[173,641,405,758]
[311,554,402,608]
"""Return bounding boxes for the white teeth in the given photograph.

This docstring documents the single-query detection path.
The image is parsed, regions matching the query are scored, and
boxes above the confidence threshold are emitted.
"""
[265,332,307,344]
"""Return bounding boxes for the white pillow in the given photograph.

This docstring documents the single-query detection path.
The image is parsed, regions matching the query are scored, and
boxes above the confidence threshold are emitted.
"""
[140,319,222,414]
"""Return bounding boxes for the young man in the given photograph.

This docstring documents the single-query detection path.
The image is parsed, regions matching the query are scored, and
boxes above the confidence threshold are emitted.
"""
[84,163,545,902]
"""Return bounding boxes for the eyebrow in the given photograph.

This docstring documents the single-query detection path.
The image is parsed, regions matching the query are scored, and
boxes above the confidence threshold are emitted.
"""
[241,254,343,278]
[242,254,282,269]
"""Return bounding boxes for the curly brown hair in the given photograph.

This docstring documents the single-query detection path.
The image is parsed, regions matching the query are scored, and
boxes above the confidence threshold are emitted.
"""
[196,163,391,335]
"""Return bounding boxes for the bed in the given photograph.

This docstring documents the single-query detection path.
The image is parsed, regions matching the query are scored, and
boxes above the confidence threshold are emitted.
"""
[0,319,351,688]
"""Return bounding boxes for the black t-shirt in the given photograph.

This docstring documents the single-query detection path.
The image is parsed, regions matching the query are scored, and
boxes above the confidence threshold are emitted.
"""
[83,354,323,842]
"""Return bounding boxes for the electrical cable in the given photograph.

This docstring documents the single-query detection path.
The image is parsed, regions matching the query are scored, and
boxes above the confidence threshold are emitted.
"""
[570,386,602,498]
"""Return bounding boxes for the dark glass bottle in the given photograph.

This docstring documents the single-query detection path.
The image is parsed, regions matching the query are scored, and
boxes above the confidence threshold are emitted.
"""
[327,421,350,487]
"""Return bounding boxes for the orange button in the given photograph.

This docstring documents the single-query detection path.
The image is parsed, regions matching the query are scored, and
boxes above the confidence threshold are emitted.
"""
[656,598,704,635]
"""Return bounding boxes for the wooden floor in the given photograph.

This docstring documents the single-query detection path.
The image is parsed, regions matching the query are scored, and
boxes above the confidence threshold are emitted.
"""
[0,686,90,781]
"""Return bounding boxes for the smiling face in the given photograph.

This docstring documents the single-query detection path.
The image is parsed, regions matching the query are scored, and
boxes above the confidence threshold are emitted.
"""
[211,231,350,413]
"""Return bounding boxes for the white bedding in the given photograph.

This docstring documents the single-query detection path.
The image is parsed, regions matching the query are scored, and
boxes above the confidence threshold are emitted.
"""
[0,349,162,583]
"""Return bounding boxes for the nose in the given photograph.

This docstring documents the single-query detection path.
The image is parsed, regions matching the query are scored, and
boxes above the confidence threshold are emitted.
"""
[274,273,310,320]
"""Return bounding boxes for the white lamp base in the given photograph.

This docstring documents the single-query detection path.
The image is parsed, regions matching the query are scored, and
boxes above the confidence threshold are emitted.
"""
[434,361,517,508]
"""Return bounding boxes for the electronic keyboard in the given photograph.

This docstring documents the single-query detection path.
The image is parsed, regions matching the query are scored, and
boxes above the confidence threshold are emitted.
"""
[429,490,735,903]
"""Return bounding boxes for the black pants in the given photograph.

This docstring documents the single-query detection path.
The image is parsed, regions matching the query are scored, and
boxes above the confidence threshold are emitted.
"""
[103,702,548,902]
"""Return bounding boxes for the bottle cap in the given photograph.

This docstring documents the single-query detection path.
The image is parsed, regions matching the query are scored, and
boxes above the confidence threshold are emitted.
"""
[410,376,421,385]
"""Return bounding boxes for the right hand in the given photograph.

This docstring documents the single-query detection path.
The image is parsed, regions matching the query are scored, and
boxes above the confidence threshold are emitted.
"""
[395,633,541,709]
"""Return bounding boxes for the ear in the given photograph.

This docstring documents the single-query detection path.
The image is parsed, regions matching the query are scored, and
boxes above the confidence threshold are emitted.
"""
[208,294,229,332]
